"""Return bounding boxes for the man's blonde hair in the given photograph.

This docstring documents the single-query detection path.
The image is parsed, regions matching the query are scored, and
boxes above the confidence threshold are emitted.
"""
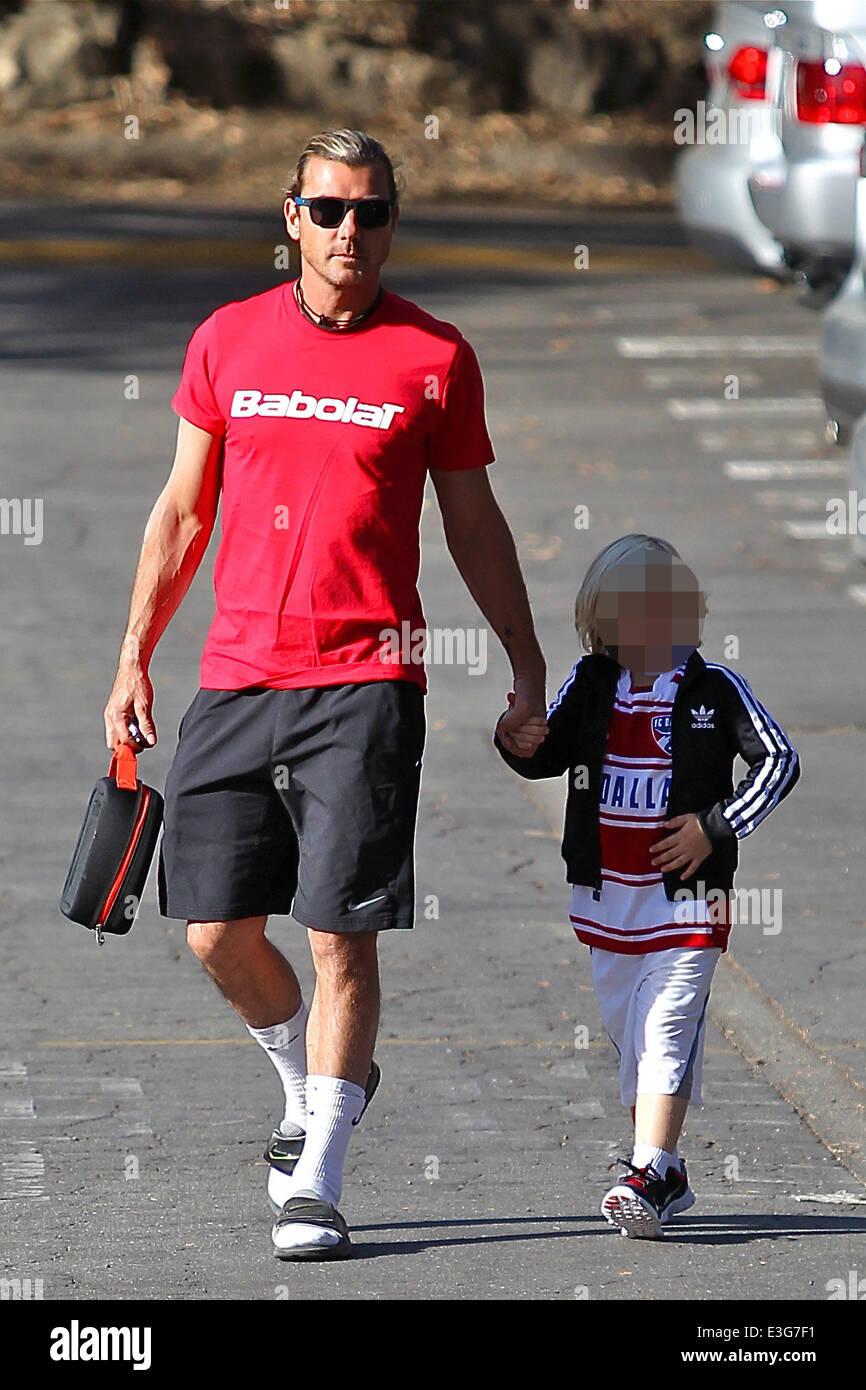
[285,128,402,208]
[574,533,708,655]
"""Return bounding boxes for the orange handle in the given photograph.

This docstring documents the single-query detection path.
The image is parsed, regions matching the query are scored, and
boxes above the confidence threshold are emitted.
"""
[109,742,139,791]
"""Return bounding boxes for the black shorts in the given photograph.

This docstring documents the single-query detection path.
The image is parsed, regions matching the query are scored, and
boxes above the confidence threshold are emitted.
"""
[157,679,426,932]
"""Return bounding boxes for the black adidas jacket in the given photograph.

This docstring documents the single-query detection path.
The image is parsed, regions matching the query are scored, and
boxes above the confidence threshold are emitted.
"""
[493,649,800,901]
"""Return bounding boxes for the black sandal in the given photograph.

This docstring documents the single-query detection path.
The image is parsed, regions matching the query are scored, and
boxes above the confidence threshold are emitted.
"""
[263,1120,306,1176]
[272,1195,353,1260]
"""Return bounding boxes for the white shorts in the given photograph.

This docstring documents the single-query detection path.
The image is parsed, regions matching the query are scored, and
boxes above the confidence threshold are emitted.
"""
[590,946,720,1108]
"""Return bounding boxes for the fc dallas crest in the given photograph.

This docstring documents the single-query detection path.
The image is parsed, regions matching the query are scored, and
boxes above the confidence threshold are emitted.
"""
[651,713,673,754]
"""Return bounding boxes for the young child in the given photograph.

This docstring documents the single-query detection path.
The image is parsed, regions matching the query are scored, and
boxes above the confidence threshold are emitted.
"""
[494,534,800,1238]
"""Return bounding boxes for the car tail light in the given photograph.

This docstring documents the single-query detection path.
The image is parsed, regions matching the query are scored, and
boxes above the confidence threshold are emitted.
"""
[796,60,866,124]
[728,46,768,100]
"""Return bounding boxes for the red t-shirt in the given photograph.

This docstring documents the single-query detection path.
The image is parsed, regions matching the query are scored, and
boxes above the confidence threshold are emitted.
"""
[171,279,495,692]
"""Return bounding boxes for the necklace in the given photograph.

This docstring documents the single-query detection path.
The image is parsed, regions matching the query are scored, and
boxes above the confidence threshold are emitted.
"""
[293,278,382,332]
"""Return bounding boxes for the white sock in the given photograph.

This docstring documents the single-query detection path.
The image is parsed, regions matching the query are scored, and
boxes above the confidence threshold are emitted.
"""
[289,1074,366,1206]
[245,1001,308,1130]
[663,1148,680,1178]
[271,1075,366,1251]
[631,1144,676,1179]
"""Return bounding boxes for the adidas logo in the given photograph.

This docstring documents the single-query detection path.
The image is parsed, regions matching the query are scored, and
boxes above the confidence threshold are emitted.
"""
[230,389,405,430]
[691,704,715,729]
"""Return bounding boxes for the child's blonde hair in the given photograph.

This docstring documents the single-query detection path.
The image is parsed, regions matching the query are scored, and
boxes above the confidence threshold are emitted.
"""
[575,534,708,655]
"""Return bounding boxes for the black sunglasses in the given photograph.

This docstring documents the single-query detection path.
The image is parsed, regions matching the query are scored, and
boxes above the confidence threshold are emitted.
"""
[293,196,394,230]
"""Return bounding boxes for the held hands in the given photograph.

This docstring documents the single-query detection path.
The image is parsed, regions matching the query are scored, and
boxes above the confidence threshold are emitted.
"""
[496,677,548,758]
[649,813,712,881]
[103,663,157,752]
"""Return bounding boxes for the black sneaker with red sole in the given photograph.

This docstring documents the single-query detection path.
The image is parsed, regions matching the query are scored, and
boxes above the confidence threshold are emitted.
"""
[602,1157,696,1238]
[601,1159,667,1238]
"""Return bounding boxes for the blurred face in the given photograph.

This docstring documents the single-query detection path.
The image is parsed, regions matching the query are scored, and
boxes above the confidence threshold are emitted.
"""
[284,156,398,292]
[595,555,704,678]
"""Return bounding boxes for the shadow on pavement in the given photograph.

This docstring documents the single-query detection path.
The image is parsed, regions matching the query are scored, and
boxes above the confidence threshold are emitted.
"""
[347,1211,866,1258]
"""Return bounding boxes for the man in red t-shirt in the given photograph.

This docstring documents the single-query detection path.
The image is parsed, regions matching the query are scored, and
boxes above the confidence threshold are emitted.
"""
[103,128,547,1260]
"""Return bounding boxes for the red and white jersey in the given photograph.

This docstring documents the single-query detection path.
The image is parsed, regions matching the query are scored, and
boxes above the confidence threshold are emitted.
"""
[569,666,729,954]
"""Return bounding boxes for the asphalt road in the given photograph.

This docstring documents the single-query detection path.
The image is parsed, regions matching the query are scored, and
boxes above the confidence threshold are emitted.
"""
[1,206,864,1308]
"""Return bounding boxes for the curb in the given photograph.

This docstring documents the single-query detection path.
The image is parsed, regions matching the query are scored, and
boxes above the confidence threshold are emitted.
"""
[0,236,713,273]
[710,953,866,1185]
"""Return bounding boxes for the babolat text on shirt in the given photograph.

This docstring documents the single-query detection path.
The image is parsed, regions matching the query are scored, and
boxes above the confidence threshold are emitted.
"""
[230,389,406,429]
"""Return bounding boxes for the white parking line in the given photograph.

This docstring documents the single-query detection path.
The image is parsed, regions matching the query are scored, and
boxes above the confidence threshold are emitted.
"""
[0,1067,152,1142]
[782,520,838,539]
[0,1097,35,1118]
[642,368,762,390]
[700,429,819,452]
[29,1077,144,1097]
[96,1078,144,1098]
[846,584,866,603]
[818,552,853,572]
[1,1142,46,1200]
[754,491,830,511]
[618,335,817,359]
[724,459,847,480]
[669,397,824,420]
[0,1059,45,1201]
[584,302,704,324]
[572,305,708,330]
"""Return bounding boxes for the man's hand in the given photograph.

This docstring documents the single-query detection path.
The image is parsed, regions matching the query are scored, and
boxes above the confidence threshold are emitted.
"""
[649,814,712,880]
[104,662,157,751]
[496,676,548,758]
[429,467,549,756]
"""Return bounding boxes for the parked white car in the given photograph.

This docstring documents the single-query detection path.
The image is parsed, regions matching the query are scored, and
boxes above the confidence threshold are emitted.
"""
[821,140,866,446]
[748,0,866,305]
[676,2,789,274]
[820,132,866,559]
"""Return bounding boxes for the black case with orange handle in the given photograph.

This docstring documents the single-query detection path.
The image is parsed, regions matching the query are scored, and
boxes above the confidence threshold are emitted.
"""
[60,744,164,937]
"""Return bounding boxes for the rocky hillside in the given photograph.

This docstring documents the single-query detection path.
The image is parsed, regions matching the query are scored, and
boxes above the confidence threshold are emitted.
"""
[0,0,713,207]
